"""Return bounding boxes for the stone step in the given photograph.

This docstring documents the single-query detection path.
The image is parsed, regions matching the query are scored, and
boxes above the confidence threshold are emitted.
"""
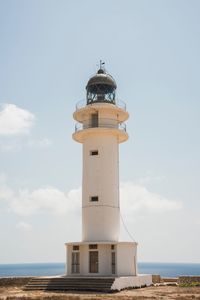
[25,285,112,289]
[30,278,114,280]
[29,280,113,284]
[25,287,112,290]
[24,277,115,292]
[26,284,112,288]
[29,279,114,282]
[28,281,114,285]
[27,281,113,284]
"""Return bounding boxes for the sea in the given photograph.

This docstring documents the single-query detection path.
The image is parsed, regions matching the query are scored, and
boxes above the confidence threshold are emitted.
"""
[0,262,199,278]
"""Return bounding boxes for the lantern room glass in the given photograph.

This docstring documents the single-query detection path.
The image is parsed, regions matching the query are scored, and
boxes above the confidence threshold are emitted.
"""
[87,84,116,105]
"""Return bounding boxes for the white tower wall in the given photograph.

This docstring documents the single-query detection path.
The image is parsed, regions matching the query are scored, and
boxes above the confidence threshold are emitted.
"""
[82,134,119,242]
[65,69,152,287]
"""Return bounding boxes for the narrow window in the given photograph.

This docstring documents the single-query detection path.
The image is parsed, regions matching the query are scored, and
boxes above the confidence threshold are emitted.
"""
[71,252,80,274]
[90,150,98,156]
[90,196,98,202]
[111,245,115,250]
[111,252,116,274]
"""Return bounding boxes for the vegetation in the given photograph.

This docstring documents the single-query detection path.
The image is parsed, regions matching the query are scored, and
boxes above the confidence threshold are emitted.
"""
[179,282,200,287]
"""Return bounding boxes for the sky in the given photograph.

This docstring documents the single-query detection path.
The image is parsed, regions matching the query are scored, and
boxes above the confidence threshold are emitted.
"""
[0,0,200,264]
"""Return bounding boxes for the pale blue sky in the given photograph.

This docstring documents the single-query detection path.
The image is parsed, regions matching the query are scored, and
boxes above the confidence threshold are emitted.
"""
[0,0,200,264]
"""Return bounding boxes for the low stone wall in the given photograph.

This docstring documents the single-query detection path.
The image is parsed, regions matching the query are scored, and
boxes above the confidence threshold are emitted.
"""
[178,276,200,284]
[162,277,178,283]
[152,275,161,283]
[153,275,200,285]
[0,277,33,287]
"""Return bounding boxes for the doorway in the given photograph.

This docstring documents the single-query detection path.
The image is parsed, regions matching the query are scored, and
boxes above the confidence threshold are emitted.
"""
[91,113,98,128]
[89,251,98,273]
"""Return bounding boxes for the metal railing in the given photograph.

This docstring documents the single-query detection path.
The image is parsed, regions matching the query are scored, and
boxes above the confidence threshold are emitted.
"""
[75,98,126,111]
[74,118,127,133]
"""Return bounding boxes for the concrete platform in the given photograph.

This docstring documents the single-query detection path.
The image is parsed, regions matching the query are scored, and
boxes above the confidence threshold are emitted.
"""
[24,274,152,292]
[111,274,152,291]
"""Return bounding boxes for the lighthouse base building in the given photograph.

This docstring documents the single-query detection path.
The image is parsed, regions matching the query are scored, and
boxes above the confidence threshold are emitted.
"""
[65,67,152,291]
[66,242,152,290]
[66,242,151,290]
[66,242,137,276]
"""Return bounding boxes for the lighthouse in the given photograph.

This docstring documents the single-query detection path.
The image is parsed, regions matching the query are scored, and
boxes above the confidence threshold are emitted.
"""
[65,65,152,289]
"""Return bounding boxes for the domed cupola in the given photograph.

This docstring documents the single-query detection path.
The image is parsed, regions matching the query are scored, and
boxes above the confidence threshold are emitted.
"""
[86,67,117,105]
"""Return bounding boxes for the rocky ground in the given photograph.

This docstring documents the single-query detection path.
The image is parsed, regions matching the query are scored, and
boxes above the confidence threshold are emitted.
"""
[0,285,200,300]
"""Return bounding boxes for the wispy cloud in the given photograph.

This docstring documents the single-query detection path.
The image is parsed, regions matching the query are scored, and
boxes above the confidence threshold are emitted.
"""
[10,187,81,216]
[0,104,52,151]
[0,178,181,217]
[0,104,35,136]
[0,173,14,200]
[120,182,182,215]
[0,138,52,152]
[27,138,52,148]
[16,221,32,231]
[0,181,81,216]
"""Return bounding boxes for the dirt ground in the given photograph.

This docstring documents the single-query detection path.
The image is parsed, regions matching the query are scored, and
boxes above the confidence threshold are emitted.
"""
[0,285,200,300]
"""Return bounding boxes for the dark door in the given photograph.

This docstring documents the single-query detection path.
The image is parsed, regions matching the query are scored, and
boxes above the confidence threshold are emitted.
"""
[89,251,98,273]
[91,113,98,128]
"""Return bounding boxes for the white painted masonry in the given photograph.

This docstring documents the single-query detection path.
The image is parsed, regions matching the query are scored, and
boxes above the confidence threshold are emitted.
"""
[65,68,152,289]
[66,242,138,277]
[82,135,119,241]
[111,275,152,291]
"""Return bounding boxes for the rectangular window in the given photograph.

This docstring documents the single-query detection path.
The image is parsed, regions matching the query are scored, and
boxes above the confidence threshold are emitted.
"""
[90,196,98,202]
[111,245,115,250]
[73,245,79,251]
[111,252,116,274]
[89,244,98,249]
[90,150,98,156]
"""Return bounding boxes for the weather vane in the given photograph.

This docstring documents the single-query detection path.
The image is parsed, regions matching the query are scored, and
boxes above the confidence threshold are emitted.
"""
[97,60,105,70]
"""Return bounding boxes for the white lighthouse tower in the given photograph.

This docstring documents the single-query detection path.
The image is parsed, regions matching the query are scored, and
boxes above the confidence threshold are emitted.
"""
[65,65,152,290]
